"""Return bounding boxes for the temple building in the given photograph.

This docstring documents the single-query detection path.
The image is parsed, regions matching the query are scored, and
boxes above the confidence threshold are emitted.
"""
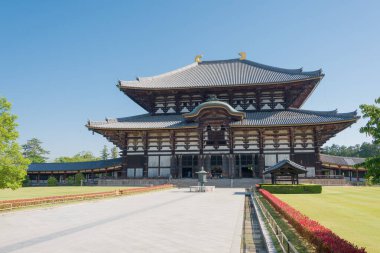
[86,54,359,179]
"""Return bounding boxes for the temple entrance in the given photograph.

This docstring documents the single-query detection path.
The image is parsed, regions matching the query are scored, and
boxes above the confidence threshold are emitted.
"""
[181,155,198,178]
[182,167,192,178]
[236,154,256,178]
[241,166,253,178]
[210,155,223,178]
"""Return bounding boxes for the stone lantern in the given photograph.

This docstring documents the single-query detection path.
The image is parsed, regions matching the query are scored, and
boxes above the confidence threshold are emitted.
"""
[196,167,208,192]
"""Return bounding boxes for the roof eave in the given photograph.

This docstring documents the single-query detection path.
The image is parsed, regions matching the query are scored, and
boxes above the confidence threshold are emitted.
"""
[86,118,358,132]
[118,76,324,91]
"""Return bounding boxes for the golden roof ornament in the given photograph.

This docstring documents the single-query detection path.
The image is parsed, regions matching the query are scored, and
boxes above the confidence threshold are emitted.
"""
[195,55,202,63]
[239,52,247,60]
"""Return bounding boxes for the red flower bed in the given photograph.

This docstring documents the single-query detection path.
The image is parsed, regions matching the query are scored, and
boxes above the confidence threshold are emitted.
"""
[259,189,366,253]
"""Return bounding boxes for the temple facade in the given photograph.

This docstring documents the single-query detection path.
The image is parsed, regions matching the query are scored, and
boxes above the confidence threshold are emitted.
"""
[87,54,359,179]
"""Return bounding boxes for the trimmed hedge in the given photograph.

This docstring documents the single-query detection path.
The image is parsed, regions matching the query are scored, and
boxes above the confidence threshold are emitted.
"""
[259,184,322,194]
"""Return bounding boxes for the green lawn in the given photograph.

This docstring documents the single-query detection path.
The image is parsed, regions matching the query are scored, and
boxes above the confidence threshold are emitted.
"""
[0,186,136,201]
[274,186,380,253]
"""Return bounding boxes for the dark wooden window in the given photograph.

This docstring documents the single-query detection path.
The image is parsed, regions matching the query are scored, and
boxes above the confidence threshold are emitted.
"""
[206,125,227,145]
[127,155,144,168]
[211,156,223,166]
[240,154,253,166]
[182,155,198,167]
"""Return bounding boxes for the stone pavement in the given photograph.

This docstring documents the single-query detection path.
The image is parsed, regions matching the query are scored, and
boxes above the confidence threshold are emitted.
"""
[0,188,245,253]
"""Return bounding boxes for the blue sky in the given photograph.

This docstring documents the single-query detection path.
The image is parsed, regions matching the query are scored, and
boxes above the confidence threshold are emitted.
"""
[1,1,379,160]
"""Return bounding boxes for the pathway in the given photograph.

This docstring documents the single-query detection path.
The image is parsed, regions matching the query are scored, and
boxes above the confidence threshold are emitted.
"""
[0,188,245,253]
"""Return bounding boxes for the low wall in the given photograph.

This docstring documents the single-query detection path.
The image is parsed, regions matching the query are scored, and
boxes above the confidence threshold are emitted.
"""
[263,178,347,186]
[98,178,264,188]
[0,184,174,212]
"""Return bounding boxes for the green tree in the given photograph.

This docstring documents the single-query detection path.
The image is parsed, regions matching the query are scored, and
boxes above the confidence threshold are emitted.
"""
[111,146,119,159]
[22,138,49,163]
[358,97,380,183]
[55,151,99,163]
[101,145,109,160]
[74,173,85,186]
[359,142,380,157]
[47,176,58,186]
[322,142,380,158]
[0,97,30,189]
[67,176,75,185]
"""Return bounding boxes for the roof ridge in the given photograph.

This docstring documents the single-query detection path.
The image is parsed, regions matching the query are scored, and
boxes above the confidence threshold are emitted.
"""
[284,108,337,115]
[121,62,198,84]
[242,59,304,74]
[290,108,359,118]
[88,114,151,125]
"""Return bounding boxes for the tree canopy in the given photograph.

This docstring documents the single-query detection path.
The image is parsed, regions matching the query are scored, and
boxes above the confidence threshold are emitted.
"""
[322,142,380,158]
[111,146,119,159]
[101,145,109,160]
[0,97,30,189]
[22,138,49,163]
[54,151,99,163]
[358,97,380,183]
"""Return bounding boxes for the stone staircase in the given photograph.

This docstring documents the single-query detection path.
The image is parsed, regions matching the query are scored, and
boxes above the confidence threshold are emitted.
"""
[98,178,263,188]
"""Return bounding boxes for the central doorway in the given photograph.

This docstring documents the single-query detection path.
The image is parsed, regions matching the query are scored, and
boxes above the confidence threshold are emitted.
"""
[181,155,198,178]
[237,154,255,178]
[210,155,223,178]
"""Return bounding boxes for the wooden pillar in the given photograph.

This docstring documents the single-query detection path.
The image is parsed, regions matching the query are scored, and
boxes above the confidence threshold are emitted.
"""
[142,131,148,178]
[289,127,295,162]
[228,154,233,178]
[170,130,177,178]
[198,154,204,170]
[170,155,176,178]
[178,155,182,178]
[122,133,128,178]
[313,128,322,175]
[258,130,265,177]
[228,127,235,178]
[356,168,359,182]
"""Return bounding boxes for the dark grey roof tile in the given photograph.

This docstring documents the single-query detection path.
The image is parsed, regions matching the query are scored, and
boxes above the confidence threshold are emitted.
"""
[28,158,123,172]
[87,109,357,130]
[119,59,323,89]
[320,154,365,166]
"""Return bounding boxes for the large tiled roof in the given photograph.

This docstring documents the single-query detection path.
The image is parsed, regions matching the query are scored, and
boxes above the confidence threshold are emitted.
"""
[87,109,357,130]
[28,158,123,172]
[119,59,323,89]
[320,154,365,166]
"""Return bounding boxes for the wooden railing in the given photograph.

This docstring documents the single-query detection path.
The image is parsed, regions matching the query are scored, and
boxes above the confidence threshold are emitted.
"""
[253,190,298,253]
[0,184,173,212]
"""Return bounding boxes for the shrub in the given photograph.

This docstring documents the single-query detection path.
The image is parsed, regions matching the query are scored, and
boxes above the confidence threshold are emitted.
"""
[47,176,58,186]
[74,173,85,186]
[22,176,31,187]
[66,176,75,185]
[259,184,322,194]
[259,189,366,253]
[365,176,374,186]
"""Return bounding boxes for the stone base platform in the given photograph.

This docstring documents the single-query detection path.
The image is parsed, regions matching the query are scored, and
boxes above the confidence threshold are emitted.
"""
[189,186,215,192]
